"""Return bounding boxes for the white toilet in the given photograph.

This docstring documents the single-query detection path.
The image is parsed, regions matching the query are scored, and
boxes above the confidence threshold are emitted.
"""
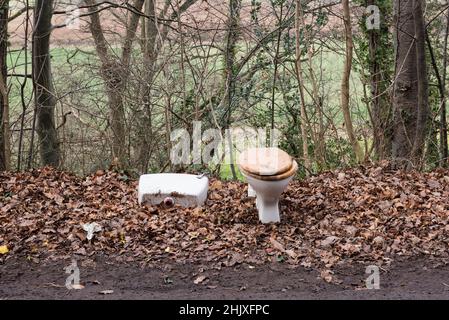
[238,148,298,223]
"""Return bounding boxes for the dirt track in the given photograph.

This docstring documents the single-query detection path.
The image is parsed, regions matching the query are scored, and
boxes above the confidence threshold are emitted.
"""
[1,255,448,300]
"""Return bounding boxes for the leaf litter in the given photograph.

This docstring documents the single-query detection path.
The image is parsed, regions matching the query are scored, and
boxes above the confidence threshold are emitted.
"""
[1,163,449,283]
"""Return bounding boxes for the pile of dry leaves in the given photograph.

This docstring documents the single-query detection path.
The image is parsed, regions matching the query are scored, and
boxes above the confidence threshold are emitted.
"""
[1,164,449,282]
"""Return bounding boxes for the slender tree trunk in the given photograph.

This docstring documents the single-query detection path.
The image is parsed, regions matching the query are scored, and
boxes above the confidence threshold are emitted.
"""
[411,0,428,166]
[366,0,392,160]
[368,26,383,159]
[305,48,325,168]
[17,0,30,171]
[223,0,241,180]
[87,1,126,167]
[137,0,158,173]
[392,0,428,169]
[365,0,380,127]
[440,10,449,166]
[298,6,325,168]
[0,0,9,171]
[136,0,198,172]
[270,16,282,138]
[86,0,144,169]
[425,31,446,167]
[294,0,311,175]
[33,0,60,167]
[341,0,363,162]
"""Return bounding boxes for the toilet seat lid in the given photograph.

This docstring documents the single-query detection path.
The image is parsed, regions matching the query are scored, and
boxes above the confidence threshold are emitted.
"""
[238,147,293,176]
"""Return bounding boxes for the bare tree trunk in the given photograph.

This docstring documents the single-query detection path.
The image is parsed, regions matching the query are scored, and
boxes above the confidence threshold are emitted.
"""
[294,0,311,175]
[296,2,324,168]
[392,0,428,169]
[17,0,30,171]
[369,35,387,160]
[137,0,158,173]
[411,0,428,166]
[341,0,363,162]
[425,30,447,167]
[305,47,325,168]
[0,0,9,171]
[366,0,392,160]
[368,13,383,159]
[223,0,241,180]
[33,0,60,167]
[136,0,198,172]
[440,10,449,166]
[86,0,144,168]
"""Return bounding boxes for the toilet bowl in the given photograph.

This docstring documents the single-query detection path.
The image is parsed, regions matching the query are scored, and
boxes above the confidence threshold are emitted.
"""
[238,148,298,223]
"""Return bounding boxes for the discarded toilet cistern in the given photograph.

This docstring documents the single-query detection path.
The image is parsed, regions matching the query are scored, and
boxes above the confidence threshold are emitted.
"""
[138,173,209,208]
[238,147,297,223]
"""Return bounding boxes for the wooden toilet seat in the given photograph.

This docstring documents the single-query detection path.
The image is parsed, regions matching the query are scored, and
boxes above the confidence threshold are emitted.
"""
[238,148,297,181]
[240,160,298,181]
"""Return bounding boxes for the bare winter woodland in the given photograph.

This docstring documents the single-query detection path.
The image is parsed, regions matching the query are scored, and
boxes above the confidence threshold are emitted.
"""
[0,0,447,178]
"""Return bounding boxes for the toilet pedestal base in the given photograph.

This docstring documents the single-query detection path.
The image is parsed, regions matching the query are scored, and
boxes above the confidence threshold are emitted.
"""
[242,172,295,224]
[255,198,280,223]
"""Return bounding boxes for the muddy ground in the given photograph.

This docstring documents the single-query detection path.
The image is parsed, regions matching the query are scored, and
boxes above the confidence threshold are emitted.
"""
[1,255,448,300]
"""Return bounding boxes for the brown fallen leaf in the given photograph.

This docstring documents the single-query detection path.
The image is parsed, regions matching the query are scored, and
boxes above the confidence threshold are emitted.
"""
[210,180,223,190]
[321,236,339,248]
[270,238,285,252]
[285,249,298,259]
[19,220,34,228]
[320,270,334,283]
